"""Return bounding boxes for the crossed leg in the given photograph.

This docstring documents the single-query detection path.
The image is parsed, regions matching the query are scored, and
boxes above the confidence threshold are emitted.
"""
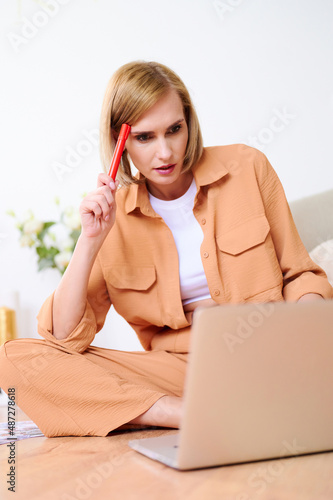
[0,339,188,437]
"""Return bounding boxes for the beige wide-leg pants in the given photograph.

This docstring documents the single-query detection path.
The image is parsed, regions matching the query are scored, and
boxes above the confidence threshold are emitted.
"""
[0,329,189,438]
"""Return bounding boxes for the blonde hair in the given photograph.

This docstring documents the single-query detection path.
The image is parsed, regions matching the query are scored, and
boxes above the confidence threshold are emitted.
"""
[99,61,203,185]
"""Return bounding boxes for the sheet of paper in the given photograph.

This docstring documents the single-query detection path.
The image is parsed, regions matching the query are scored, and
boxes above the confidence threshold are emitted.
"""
[0,421,44,445]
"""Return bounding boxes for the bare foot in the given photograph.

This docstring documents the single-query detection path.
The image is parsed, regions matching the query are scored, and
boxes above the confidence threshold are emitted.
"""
[128,396,183,428]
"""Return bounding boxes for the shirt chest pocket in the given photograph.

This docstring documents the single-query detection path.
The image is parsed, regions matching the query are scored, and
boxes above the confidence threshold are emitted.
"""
[216,215,282,299]
[105,265,156,291]
[104,265,159,322]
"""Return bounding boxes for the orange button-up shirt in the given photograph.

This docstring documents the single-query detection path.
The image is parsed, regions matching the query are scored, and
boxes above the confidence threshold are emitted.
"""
[37,145,333,352]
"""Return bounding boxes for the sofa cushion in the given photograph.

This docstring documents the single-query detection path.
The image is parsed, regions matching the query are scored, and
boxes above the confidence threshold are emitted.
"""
[289,189,333,252]
[309,239,333,286]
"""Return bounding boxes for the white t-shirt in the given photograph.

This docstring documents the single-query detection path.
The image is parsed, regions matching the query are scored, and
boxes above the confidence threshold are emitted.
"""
[148,179,211,305]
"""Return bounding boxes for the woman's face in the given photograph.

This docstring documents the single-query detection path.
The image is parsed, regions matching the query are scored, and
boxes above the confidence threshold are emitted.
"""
[125,90,190,200]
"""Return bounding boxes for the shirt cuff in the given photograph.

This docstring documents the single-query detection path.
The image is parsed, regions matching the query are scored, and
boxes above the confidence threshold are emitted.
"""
[283,272,333,302]
[37,292,97,353]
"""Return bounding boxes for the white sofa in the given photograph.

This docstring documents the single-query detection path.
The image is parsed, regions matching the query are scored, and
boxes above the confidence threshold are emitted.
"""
[289,188,333,285]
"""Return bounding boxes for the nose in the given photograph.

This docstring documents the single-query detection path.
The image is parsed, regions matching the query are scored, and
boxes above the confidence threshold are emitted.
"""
[155,137,172,162]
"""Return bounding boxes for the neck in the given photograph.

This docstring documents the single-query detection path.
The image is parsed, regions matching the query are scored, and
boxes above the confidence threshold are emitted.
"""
[147,172,193,201]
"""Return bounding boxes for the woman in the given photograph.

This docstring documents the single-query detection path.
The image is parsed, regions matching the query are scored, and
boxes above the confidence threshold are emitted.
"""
[0,61,332,437]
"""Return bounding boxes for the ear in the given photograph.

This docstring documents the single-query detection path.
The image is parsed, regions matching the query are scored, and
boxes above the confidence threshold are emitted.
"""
[111,129,118,143]
[111,129,128,151]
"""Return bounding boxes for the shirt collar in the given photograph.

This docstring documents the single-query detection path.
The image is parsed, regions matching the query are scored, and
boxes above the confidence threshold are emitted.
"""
[124,147,229,215]
[192,147,229,187]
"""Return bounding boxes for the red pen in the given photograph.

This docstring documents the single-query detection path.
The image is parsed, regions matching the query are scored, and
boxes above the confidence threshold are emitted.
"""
[108,123,131,180]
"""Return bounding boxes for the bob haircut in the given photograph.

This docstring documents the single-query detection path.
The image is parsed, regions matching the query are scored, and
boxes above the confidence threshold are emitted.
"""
[99,61,203,185]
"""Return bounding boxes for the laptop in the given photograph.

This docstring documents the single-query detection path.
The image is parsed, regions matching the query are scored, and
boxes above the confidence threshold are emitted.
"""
[128,300,333,470]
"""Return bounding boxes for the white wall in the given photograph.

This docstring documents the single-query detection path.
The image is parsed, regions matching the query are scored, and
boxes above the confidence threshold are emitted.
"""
[1,0,332,349]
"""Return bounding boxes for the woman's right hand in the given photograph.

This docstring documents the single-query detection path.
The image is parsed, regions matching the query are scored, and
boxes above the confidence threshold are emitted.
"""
[79,173,118,241]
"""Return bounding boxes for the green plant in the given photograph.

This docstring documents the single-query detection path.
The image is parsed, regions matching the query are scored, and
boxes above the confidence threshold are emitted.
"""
[7,198,81,275]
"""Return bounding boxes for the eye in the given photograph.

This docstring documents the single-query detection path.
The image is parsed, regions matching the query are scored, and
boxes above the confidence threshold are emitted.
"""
[135,133,152,143]
[169,124,181,134]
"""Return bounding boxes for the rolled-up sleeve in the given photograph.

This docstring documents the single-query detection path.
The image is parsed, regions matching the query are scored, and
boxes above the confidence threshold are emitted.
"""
[37,255,111,353]
[254,151,333,301]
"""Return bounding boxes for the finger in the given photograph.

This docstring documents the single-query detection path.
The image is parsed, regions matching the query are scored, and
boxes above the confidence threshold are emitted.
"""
[95,185,114,206]
[94,194,115,220]
[97,172,109,188]
[81,196,114,221]
[97,172,114,189]
[80,200,103,220]
[97,173,119,193]
[82,185,117,220]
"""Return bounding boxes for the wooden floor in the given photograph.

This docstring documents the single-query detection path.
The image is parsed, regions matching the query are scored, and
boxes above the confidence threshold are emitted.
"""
[1,406,333,500]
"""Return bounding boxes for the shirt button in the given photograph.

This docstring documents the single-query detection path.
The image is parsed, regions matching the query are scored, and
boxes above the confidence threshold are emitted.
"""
[203,251,209,258]
[213,289,220,296]
[201,218,206,225]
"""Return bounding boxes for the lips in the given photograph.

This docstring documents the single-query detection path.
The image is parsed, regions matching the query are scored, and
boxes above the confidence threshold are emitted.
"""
[154,164,176,174]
